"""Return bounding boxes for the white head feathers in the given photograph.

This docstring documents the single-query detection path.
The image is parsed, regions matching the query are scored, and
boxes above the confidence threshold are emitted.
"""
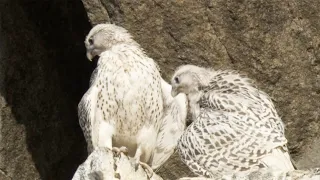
[84,23,137,61]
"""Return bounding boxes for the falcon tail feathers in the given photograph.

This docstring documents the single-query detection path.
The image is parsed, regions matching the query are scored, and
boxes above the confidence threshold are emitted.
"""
[260,147,295,172]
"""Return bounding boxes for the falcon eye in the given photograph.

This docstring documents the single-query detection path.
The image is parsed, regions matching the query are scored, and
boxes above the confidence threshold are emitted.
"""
[88,37,94,45]
[174,77,180,84]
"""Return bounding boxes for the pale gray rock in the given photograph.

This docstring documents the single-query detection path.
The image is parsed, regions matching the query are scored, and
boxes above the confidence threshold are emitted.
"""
[179,168,320,180]
[72,148,163,180]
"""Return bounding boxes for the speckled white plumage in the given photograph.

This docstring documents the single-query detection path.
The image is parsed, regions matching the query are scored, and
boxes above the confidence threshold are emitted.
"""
[150,79,188,169]
[171,65,295,177]
[78,24,164,167]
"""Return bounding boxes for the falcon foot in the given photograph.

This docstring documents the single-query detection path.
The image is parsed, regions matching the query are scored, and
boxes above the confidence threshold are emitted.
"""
[112,146,129,156]
[139,161,154,179]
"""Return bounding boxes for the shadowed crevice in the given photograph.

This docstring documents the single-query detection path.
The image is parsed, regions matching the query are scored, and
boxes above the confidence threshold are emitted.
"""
[0,0,94,179]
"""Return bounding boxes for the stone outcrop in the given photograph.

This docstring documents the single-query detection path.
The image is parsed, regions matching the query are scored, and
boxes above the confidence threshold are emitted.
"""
[72,148,163,180]
[179,168,320,180]
[72,148,320,180]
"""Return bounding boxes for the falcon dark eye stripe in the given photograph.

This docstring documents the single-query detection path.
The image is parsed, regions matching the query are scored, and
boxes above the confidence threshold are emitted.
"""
[174,76,179,84]
[88,37,94,45]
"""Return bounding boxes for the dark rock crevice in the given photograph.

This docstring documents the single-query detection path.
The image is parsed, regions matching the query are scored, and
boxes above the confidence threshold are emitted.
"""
[0,0,93,179]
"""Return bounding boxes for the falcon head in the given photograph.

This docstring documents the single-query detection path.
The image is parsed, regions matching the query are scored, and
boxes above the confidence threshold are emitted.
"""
[171,65,210,97]
[84,23,135,61]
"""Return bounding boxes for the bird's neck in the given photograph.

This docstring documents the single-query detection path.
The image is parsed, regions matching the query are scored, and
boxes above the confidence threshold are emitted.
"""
[176,93,188,123]
[187,92,202,120]
[97,43,145,67]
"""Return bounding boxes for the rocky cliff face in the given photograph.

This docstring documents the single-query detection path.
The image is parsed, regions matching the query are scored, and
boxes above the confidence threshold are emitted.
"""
[0,0,92,179]
[82,0,320,170]
[1,0,320,179]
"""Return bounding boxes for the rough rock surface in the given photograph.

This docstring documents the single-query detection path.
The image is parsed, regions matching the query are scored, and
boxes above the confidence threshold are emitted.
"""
[1,0,320,179]
[179,168,320,180]
[72,148,162,180]
[0,0,92,179]
[73,149,320,180]
[81,0,320,177]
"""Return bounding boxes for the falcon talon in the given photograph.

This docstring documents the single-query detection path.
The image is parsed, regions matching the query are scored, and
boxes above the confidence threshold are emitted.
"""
[112,147,121,157]
[139,161,154,179]
[119,146,128,156]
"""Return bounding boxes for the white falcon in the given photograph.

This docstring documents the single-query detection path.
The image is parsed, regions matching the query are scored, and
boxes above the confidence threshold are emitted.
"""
[170,65,295,177]
[78,23,165,172]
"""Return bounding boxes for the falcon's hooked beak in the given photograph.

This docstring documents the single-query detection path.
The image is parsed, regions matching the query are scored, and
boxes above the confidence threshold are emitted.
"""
[171,86,179,97]
[86,42,100,61]
[86,50,93,61]
[86,48,100,62]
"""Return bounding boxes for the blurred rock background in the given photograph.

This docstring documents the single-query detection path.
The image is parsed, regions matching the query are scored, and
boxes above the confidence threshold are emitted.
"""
[0,0,320,179]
